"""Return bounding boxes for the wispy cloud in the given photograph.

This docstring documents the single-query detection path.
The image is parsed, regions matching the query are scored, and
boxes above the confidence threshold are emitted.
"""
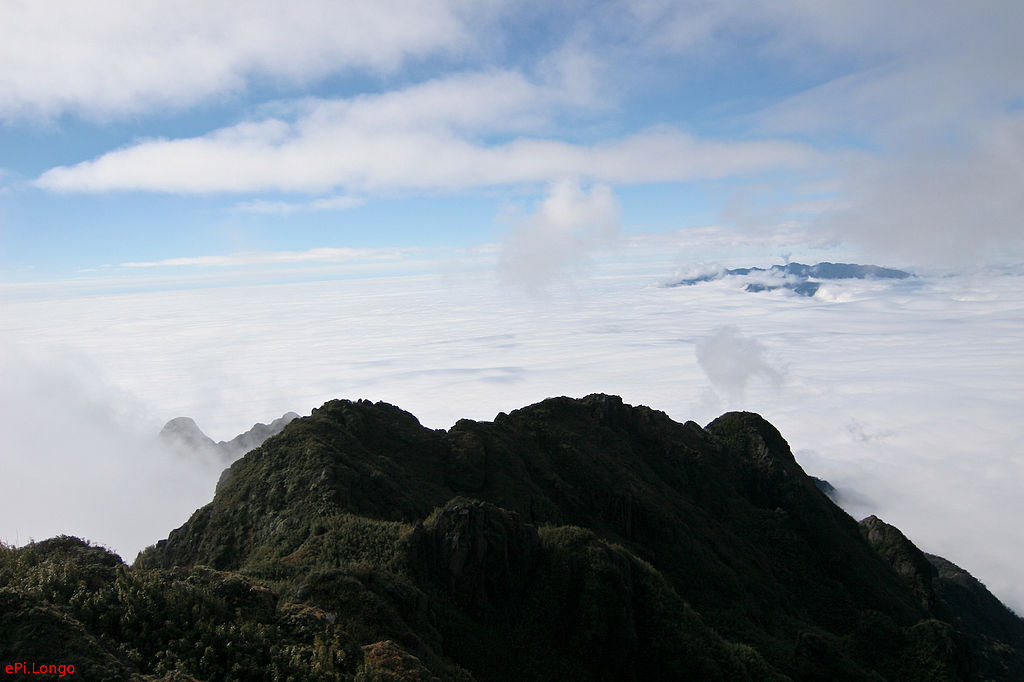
[233,194,365,215]
[31,124,817,195]
[120,246,408,269]
[10,2,1024,268]
[34,75,816,195]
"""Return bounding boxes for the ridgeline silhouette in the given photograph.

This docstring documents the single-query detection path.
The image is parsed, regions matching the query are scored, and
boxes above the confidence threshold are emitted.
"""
[3,395,1021,680]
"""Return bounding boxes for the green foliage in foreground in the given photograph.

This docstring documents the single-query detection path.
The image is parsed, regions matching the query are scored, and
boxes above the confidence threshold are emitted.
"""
[1,537,359,681]
[2,520,770,681]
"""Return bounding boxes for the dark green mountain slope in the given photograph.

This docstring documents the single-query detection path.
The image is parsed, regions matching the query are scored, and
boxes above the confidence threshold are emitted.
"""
[860,515,1024,679]
[4,395,1022,680]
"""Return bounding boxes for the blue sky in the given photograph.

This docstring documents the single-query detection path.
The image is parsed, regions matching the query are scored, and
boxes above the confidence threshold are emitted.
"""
[3,1,1021,283]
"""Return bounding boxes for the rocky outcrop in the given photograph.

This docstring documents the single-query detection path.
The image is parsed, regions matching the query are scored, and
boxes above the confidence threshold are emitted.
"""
[219,412,301,459]
[860,515,938,609]
[160,411,299,463]
[409,499,540,615]
[357,640,447,682]
[159,416,218,452]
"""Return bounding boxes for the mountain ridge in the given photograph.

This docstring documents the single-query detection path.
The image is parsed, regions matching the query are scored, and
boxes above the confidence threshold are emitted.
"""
[4,394,1022,680]
[670,261,913,297]
[159,411,299,463]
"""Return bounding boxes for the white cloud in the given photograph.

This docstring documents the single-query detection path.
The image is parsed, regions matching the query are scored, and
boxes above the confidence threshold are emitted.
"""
[498,180,622,294]
[11,3,1024,266]
[120,246,407,268]
[34,70,816,194]
[0,0,482,120]
[307,195,366,211]
[234,194,364,215]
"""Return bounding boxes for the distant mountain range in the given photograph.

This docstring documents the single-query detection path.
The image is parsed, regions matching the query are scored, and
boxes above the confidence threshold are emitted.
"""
[670,261,913,297]
[159,411,299,463]
[3,395,1021,680]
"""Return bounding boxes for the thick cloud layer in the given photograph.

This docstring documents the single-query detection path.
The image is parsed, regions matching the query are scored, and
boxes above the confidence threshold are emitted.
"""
[2,252,1022,617]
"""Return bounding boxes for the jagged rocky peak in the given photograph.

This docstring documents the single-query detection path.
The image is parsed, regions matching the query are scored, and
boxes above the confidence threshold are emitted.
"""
[159,416,217,451]
[705,410,796,463]
[159,411,299,462]
[218,411,300,456]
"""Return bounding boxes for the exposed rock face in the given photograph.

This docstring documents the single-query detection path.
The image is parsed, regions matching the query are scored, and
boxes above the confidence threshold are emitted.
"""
[860,514,939,609]
[409,499,540,616]
[7,395,1023,680]
[358,640,443,682]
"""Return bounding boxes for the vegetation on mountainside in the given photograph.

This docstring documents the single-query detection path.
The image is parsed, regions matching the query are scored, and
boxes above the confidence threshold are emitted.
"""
[1,536,361,680]
[4,395,1023,680]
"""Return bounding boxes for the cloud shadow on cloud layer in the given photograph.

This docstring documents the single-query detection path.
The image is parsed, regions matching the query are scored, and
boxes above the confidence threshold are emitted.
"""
[695,325,785,403]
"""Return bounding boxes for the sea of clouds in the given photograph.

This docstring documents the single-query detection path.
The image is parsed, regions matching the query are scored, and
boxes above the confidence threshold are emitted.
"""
[2,247,1022,614]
